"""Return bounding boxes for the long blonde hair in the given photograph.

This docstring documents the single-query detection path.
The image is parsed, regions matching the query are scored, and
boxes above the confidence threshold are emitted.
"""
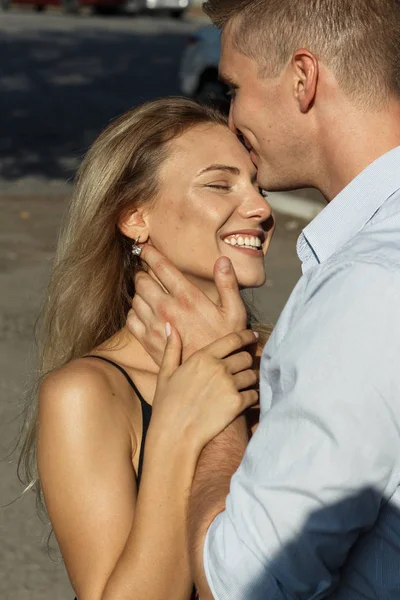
[18,97,228,512]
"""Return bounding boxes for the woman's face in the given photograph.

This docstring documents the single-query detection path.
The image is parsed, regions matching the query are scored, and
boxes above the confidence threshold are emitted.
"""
[146,124,275,296]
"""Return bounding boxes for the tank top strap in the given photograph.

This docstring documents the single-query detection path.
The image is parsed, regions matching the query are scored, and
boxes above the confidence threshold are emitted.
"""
[84,355,152,487]
[84,355,145,401]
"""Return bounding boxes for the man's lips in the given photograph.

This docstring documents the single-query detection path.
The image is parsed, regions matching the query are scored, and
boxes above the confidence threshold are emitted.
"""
[249,149,258,164]
[242,134,252,151]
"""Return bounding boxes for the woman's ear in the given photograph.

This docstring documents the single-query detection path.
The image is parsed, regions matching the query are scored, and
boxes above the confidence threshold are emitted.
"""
[118,208,149,243]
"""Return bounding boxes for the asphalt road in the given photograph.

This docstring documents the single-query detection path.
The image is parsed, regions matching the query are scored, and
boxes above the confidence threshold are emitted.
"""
[0,10,304,599]
[0,8,208,194]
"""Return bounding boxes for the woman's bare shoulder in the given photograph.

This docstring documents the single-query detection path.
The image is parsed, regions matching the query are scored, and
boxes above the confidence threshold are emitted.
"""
[38,358,134,449]
[40,357,117,406]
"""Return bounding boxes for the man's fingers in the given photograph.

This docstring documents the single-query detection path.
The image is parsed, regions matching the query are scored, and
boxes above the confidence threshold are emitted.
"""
[134,269,167,302]
[159,324,182,379]
[132,292,155,322]
[140,244,198,299]
[126,308,146,339]
[203,330,259,360]
[131,293,168,346]
[126,306,167,368]
[214,257,246,325]
[223,351,254,374]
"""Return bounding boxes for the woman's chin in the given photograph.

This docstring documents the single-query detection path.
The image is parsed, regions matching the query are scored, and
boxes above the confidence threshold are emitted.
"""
[237,271,267,289]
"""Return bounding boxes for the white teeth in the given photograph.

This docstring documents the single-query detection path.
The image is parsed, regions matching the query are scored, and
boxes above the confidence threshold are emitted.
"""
[223,234,263,249]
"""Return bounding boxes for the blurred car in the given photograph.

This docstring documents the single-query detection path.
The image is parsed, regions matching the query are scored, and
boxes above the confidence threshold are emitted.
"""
[145,0,189,18]
[179,25,229,111]
[1,0,126,13]
[125,0,190,18]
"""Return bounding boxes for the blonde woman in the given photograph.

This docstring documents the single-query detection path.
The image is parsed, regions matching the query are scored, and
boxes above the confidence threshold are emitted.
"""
[19,98,274,600]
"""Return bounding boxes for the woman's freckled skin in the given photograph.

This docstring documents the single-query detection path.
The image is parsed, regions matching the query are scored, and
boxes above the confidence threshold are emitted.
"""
[145,124,274,298]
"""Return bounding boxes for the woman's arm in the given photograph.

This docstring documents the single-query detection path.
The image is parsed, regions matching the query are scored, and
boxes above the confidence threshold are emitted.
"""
[38,360,195,600]
[38,329,258,600]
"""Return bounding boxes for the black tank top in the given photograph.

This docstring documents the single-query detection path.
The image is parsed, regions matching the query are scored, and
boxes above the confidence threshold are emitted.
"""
[85,355,152,486]
[73,356,198,600]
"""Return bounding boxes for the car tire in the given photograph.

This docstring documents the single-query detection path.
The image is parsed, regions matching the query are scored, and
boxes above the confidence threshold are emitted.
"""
[93,3,119,13]
[34,4,46,10]
[170,8,183,18]
[62,0,79,14]
[1,0,10,11]
[195,78,229,113]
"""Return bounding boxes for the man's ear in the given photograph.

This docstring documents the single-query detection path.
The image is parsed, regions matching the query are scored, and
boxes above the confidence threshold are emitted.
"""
[292,49,319,113]
[118,208,149,243]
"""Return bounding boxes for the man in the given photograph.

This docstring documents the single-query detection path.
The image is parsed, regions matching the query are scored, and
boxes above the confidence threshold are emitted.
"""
[128,0,400,597]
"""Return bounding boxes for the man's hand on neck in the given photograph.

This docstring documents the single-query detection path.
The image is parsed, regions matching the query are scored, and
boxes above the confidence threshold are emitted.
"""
[126,244,247,365]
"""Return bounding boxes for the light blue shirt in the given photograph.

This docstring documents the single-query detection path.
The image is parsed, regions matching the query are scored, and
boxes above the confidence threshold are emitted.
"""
[204,146,400,599]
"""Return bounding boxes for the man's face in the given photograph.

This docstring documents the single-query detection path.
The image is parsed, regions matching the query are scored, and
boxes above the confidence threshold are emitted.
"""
[220,23,310,191]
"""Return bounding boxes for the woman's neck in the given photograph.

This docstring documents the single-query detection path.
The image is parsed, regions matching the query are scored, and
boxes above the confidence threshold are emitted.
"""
[97,326,160,374]
[186,276,221,306]
[99,276,221,372]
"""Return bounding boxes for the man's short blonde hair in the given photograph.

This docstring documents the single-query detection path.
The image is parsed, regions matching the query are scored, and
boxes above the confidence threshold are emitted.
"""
[203,0,400,106]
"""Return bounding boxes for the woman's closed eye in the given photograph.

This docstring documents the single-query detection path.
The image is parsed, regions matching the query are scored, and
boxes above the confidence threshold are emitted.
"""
[205,183,232,191]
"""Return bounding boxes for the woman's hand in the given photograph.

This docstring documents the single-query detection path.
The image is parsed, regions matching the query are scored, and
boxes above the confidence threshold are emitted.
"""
[148,325,259,455]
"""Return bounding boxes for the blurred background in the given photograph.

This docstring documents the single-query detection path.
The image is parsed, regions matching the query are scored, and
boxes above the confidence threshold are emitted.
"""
[0,5,324,598]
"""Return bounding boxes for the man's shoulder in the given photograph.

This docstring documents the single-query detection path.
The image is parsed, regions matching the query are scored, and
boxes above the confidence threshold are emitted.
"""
[308,217,400,296]
[269,251,399,352]
[303,255,400,311]
[267,214,400,354]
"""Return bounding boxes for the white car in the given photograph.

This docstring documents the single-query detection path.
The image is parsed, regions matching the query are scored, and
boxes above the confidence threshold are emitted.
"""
[179,25,229,109]
[126,0,190,18]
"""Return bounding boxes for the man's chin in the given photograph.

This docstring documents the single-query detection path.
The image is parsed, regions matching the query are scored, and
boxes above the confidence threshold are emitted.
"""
[255,162,297,192]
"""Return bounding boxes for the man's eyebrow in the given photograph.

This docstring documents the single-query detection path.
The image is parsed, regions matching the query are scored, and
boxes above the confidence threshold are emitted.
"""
[218,72,237,87]
[197,164,241,177]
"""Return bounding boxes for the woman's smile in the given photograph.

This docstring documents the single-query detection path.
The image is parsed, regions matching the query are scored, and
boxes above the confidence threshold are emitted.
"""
[148,124,274,292]
[221,229,266,256]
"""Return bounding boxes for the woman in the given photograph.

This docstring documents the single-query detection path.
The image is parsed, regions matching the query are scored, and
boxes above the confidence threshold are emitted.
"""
[18,97,274,600]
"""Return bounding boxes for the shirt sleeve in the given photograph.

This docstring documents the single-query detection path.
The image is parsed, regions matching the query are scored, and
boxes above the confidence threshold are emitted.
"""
[203,261,400,600]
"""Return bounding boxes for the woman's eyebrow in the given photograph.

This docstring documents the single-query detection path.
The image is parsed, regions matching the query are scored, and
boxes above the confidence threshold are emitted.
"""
[197,164,240,177]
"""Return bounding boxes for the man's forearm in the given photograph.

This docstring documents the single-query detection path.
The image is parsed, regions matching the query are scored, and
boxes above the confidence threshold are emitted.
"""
[188,415,249,599]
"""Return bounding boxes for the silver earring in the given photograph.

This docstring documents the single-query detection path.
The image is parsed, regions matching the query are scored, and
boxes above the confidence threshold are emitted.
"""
[131,236,142,257]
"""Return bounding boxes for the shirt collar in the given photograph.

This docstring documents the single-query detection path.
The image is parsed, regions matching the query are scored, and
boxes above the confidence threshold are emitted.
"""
[297,145,400,273]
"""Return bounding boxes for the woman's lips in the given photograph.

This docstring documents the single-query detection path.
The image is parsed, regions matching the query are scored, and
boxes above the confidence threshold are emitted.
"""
[226,245,264,257]
[221,231,265,257]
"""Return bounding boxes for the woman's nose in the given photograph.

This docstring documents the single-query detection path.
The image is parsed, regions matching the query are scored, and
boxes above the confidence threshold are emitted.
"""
[238,189,272,222]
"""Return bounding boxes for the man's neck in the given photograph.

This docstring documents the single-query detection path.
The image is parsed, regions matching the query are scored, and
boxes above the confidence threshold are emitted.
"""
[315,99,400,201]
